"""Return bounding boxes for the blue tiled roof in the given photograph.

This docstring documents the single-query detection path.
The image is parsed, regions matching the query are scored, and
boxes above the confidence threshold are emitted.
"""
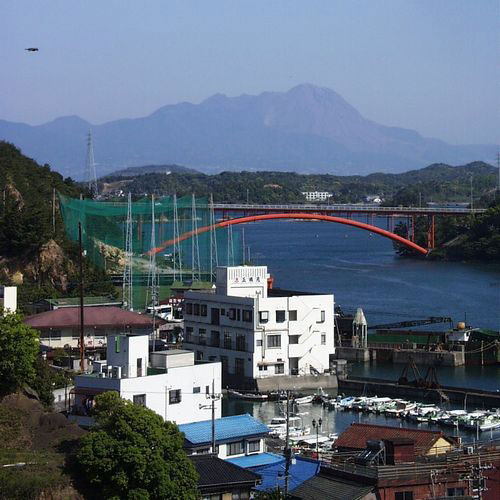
[178,414,270,446]
[251,456,320,492]
[226,452,284,468]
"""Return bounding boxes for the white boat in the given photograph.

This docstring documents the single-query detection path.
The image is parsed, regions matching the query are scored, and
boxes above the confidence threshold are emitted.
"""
[294,395,314,405]
[385,400,417,418]
[227,389,268,401]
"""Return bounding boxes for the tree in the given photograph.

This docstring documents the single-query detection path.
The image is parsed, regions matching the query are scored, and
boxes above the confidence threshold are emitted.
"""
[76,392,199,500]
[0,312,39,396]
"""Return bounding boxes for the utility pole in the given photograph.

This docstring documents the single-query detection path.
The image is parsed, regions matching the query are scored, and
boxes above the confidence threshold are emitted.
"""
[199,379,221,455]
[52,188,56,234]
[85,131,98,198]
[469,173,474,211]
[78,222,85,372]
[284,390,291,497]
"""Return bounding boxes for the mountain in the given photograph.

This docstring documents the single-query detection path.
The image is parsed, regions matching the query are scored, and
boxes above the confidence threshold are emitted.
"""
[0,84,496,178]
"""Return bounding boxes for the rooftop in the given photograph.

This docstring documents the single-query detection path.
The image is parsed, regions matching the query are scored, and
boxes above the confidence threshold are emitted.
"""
[189,455,260,490]
[334,423,453,453]
[42,296,121,307]
[267,288,322,298]
[25,306,163,329]
[226,452,284,468]
[179,414,270,446]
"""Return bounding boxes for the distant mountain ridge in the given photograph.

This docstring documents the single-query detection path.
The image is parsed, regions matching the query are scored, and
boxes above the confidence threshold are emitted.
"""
[0,84,496,178]
[110,164,199,177]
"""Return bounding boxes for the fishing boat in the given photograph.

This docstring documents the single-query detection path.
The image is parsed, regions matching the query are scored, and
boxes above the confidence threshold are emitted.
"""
[226,389,268,401]
[294,395,314,405]
[384,400,417,418]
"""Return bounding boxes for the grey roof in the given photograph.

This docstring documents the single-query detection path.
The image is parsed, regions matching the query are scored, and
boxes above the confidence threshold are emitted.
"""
[353,307,367,326]
[291,474,374,500]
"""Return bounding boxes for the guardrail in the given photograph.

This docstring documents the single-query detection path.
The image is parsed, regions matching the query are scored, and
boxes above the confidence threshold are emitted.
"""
[211,203,486,215]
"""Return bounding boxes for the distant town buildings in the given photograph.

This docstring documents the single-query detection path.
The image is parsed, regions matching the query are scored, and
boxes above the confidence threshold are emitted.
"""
[183,266,335,388]
[72,334,221,425]
[302,191,333,202]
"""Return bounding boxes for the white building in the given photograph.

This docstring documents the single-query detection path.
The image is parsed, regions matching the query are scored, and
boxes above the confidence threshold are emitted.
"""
[73,333,222,425]
[301,191,333,202]
[183,266,335,386]
[0,285,17,314]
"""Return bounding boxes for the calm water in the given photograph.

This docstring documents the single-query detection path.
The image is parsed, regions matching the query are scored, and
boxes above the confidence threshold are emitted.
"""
[242,219,500,391]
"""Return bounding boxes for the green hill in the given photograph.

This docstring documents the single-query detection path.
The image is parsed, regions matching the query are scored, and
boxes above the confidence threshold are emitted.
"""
[0,141,115,308]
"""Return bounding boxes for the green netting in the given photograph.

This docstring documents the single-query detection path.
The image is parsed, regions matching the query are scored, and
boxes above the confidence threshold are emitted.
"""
[58,194,242,307]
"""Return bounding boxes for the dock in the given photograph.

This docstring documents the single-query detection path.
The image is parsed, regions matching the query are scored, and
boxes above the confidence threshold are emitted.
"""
[338,376,500,408]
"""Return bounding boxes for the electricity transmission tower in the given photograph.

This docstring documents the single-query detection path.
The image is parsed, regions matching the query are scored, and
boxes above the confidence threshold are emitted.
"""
[146,195,159,310]
[85,131,98,197]
[122,192,133,310]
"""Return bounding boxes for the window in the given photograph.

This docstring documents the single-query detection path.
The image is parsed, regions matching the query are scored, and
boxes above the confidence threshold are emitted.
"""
[199,328,206,345]
[289,335,300,344]
[235,358,245,376]
[94,328,105,339]
[395,492,413,500]
[211,330,220,347]
[185,326,193,342]
[228,308,236,320]
[72,328,80,340]
[321,333,326,345]
[289,310,297,321]
[220,308,225,316]
[40,331,50,341]
[256,339,262,347]
[206,385,210,394]
[267,334,281,348]
[196,351,204,361]
[193,303,200,315]
[248,440,260,453]
[193,386,201,394]
[227,441,244,456]
[224,331,232,349]
[276,310,286,323]
[232,491,249,500]
[259,311,268,323]
[447,488,465,497]
[133,394,146,406]
[242,310,253,322]
[137,358,143,377]
[236,309,241,321]
[220,357,228,374]
[201,304,207,317]
[185,303,193,315]
[275,364,284,374]
[318,310,325,323]
[258,365,267,371]
[50,329,62,340]
[169,389,181,404]
[211,308,220,325]
[236,335,246,351]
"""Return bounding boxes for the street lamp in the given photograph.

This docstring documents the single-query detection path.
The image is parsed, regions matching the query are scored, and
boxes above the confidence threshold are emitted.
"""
[312,417,322,458]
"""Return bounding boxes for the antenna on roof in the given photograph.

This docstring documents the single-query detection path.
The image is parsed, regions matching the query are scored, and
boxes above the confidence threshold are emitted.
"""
[123,192,133,311]
[85,131,98,198]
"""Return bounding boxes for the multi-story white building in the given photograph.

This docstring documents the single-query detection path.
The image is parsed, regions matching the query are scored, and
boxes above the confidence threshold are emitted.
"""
[0,285,17,314]
[301,191,333,202]
[183,266,335,387]
[73,333,222,425]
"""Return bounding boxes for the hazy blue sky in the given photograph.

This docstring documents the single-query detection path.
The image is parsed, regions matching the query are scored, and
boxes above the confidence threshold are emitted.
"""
[1,0,498,144]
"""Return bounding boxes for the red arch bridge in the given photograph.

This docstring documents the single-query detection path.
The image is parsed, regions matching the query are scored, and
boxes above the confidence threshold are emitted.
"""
[151,204,483,257]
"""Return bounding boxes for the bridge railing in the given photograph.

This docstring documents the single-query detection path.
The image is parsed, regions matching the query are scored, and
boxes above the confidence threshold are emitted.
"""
[211,203,486,214]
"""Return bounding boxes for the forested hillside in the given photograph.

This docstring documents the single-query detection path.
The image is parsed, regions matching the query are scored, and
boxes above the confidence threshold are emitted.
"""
[0,141,115,308]
[100,161,498,206]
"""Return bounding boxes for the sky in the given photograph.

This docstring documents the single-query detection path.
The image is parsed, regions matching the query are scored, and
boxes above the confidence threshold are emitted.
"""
[1,0,498,145]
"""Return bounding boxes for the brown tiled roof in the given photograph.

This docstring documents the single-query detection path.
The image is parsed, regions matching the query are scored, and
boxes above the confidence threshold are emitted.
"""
[334,423,453,454]
[25,306,163,329]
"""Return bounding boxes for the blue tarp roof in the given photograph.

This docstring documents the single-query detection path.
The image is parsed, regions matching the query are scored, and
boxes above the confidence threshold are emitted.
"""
[250,456,320,492]
[227,452,284,468]
[178,414,270,446]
